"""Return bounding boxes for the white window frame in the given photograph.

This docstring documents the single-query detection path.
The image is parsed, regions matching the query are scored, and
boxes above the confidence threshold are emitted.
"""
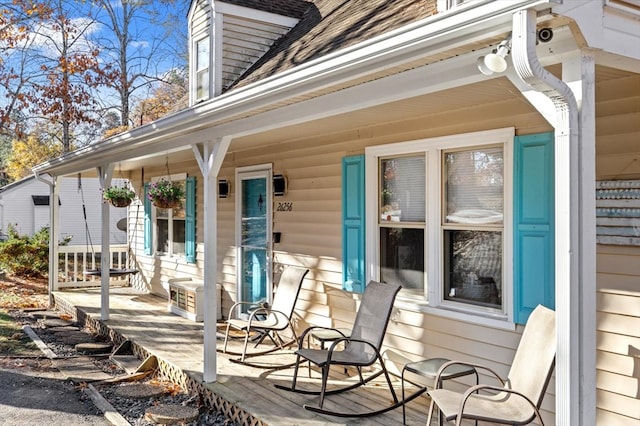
[193,36,210,103]
[151,173,187,258]
[366,128,515,328]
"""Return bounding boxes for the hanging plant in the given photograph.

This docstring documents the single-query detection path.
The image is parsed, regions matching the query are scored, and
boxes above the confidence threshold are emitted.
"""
[102,185,135,208]
[148,179,185,209]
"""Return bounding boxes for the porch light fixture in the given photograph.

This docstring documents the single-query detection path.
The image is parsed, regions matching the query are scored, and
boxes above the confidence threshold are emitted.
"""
[273,174,287,196]
[218,179,230,198]
[477,38,511,75]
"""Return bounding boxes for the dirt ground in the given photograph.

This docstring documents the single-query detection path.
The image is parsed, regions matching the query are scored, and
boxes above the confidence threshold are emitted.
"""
[0,275,110,425]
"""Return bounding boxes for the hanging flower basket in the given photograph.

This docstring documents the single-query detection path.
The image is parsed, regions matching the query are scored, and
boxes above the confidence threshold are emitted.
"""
[148,179,185,209]
[102,186,135,208]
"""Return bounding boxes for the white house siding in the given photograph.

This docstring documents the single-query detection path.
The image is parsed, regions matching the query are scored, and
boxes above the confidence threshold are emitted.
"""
[0,176,126,246]
[595,70,640,426]
[122,67,639,424]
[210,78,557,423]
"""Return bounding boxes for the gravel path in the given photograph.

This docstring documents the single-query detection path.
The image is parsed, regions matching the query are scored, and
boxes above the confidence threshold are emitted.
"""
[10,310,236,426]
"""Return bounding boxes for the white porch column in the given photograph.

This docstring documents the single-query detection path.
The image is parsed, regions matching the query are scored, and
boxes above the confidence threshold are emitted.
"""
[509,9,596,425]
[563,51,597,425]
[97,164,114,321]
[34,173,59,305]
[192,136,232,382]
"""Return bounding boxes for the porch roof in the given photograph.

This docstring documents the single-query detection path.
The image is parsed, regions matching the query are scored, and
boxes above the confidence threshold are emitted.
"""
[32,0,557,178]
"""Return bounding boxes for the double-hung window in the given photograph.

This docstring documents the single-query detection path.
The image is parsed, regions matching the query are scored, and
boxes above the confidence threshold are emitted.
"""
[144,174,196,263]
[366,128,514,321]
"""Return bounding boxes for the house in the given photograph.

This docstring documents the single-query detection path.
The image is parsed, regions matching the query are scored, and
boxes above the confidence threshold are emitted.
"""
[0,174,127,245]
[32,0,640,424]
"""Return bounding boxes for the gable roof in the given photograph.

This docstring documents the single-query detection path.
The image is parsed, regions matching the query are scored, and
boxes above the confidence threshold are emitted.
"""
[229,0,438,90]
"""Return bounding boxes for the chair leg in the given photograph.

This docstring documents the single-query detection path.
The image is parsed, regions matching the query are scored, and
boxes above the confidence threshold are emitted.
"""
[223,323,232,353]
[291,353,302,390]
[241,329,250,362]
[380,359,398,403]
[319,364,330,408]
[426,399,436,426]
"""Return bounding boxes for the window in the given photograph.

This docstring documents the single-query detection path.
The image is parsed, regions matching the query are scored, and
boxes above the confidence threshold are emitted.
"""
[366,128,513,319]
[379,156,425,295]
[155,183,186,256]
[143,175,196,263]
[443,147,504,310]
[195,37,210,101]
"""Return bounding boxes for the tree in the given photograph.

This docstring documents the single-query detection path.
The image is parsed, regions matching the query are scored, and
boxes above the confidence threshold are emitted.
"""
[92,0,188,127]
[131,69,187,126]
[0,1,51,137]
[24,0,114,152]
[5,133,63,181]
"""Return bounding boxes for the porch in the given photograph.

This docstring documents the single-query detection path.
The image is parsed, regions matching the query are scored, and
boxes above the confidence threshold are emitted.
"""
[51,286,449,426]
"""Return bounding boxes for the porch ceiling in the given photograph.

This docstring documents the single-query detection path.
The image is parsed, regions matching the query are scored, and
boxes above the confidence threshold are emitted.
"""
[76,62,638,177]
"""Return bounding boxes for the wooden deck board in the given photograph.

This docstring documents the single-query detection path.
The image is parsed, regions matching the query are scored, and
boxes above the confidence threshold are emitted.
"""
[53,287,434,425]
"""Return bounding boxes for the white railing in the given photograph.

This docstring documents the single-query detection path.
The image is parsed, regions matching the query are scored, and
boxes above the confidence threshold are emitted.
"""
[58,244,131,286]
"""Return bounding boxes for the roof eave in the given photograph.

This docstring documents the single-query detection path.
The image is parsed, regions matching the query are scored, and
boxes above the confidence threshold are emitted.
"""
[33,0,557,177]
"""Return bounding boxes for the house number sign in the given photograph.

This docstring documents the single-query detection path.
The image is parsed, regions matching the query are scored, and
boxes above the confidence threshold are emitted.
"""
[277,202,293,212]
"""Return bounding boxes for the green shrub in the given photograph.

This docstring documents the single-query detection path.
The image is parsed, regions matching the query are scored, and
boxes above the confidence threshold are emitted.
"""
[0,225,70,278]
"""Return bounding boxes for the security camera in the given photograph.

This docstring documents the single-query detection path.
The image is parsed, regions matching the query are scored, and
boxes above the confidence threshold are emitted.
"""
[537,28,553,43]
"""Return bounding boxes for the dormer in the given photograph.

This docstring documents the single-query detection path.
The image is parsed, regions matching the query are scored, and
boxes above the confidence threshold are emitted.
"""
[188,0,302,105]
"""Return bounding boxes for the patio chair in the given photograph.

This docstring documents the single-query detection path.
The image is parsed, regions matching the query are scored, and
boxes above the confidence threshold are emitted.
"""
[222,266,309,365]
[426,304,556,426]
[276,281,424,417]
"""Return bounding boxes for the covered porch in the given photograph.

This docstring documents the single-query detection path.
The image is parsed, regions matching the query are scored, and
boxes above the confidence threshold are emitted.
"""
[52,286,440,426]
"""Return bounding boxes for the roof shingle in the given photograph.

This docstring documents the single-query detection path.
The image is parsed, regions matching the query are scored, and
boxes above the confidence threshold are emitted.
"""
[229,0,438,90]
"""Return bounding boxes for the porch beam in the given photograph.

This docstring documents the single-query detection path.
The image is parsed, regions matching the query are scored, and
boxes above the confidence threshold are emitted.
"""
[192,136,232,383]
[97,164,114,321]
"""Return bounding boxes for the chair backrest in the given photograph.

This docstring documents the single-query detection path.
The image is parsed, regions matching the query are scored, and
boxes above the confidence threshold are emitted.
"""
[344,281,402,363]
[506,304,556,407]
[269,267,309,318]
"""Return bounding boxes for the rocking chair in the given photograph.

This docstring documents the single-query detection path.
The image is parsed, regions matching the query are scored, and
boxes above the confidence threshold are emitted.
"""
[222,266,309,366]
[276,281,423,417]
[426,304,556,426]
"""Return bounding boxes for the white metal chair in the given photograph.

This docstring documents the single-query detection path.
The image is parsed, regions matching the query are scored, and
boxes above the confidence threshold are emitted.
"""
[426,304,556,426]
[222,266,309,365]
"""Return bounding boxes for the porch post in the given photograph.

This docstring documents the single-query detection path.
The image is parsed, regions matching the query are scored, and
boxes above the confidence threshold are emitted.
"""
[97,164,114,321]
[563,51,597,425]
[192,136,232,382]
[33,173,59,305]
[509,10,594,425]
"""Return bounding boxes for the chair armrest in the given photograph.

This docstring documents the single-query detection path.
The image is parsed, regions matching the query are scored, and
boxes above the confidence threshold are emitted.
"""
[227,301,261,319]
[457,384,544,425]
[298,326,341,348]
[246,308,288,327]
[326,337,380,365]
[434,360,505,389]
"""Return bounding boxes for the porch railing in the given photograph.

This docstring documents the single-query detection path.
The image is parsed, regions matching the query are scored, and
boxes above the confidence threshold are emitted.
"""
[57,244,131,287]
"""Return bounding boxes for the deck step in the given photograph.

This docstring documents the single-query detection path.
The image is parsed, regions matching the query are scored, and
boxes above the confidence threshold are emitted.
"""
[145,404,199,424]
[110,340,158,374]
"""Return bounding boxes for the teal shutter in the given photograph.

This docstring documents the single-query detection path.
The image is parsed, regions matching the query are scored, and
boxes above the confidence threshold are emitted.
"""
[513,132,555,324]
[185,176,196,264]
[342,155,365,293]
[143,183,152,255]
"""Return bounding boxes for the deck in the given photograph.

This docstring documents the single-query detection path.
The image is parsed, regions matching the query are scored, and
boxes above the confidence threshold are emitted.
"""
[52,287,443,426]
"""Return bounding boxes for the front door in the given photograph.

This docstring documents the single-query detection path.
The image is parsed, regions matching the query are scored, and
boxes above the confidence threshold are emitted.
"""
[236,166,272,313]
